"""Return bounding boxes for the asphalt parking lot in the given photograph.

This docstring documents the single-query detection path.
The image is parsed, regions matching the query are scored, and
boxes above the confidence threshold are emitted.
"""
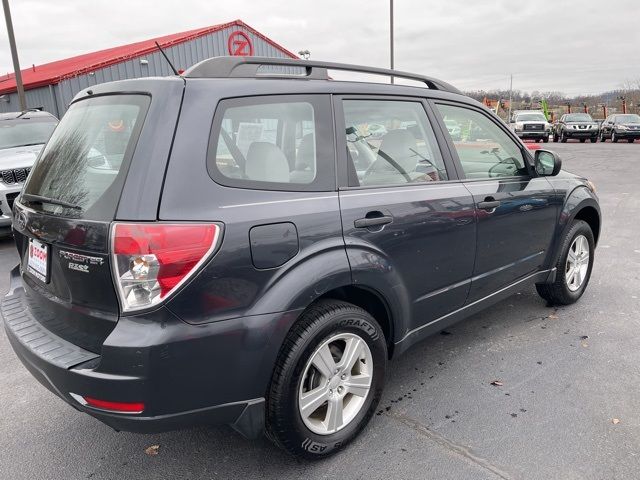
[1,141,638,480]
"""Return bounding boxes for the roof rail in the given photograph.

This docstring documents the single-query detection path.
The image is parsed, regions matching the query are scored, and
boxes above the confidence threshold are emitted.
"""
[183,56,461,94]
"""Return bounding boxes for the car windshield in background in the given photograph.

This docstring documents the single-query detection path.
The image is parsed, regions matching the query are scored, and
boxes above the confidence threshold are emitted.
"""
[516,114,547,122]
[0,120,57,150]
[22,94,150,219]
[566,114,593,122]
[617,114,640,123]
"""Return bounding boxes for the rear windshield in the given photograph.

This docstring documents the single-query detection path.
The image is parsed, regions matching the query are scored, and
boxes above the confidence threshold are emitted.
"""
[22,94,149,219]
[0,119,57,150]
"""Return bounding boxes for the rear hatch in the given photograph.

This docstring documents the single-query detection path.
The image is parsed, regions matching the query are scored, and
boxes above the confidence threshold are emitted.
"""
[12,93,151,353]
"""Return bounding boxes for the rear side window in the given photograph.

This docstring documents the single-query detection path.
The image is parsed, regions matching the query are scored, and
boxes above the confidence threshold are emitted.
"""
[207,95,334,191]
[342,99,448,187]
[22,94,149,219]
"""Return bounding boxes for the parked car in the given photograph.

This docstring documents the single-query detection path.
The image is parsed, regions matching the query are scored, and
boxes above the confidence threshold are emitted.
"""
[2,58,600,459]
[509,110,551,142]
[553,113,599,143]
[0,109,57,234]
[599,114,640,143]
[444,118,462,140]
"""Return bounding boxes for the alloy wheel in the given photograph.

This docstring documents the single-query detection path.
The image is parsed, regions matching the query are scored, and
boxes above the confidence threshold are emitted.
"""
[565,234,590,292]
[298,333,373,435]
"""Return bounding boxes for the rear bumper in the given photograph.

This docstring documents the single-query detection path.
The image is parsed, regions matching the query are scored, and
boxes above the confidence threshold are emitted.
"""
[2,266,298,438]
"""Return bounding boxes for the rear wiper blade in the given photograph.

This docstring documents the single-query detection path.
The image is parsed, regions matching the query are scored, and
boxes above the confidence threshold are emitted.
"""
[21,193,82,210]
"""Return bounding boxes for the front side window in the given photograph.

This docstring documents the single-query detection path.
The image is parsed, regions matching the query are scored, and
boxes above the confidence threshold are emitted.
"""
[208,96,333,190]
[22,94,149,218]
[342,100,447,187]
[436,104,527,179]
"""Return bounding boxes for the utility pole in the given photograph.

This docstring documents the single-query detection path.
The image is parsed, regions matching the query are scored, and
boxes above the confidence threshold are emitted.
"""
[389,0,394,83]
[2,0,26,111]
[507,74,513,121]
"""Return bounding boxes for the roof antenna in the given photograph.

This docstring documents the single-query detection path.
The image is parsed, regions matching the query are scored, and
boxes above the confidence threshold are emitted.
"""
[155,41,179,76]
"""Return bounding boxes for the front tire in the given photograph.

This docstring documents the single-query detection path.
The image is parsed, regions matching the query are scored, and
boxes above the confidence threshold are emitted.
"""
[543,135,549,143]
[536,220,594,306]
[600,131,607,142]
[612,131,619,143]
[628,139,634,143]
[560,131,568,143]
[266,300,387,459]
[579,138,586,143]
[590,136,597,143]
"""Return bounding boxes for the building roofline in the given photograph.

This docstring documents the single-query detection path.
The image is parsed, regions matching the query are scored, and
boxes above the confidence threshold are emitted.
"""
[0,19,297,95]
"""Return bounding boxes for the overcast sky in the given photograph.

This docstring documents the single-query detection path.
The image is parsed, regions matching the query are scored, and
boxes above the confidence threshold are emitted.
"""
[1,0,639,96]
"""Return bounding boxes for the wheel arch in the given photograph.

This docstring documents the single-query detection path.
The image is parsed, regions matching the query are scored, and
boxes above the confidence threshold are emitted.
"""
[314,285,396,358]
[547,188,601,270]
[574,205,600,245]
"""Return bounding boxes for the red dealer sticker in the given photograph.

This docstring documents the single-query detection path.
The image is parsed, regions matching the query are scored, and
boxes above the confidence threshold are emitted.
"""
[228,31,254,56]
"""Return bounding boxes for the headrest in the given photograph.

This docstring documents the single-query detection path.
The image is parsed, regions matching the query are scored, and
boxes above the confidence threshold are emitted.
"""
[377,129,418,173]
[246,142,290,183]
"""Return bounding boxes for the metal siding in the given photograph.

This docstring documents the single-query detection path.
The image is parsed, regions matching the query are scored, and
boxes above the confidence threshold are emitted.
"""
[0,86,58,114]
[4,28,291,116]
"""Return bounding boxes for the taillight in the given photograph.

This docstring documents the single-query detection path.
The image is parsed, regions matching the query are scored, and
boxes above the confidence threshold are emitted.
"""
[70,393,145,414]
[111,223,220,312]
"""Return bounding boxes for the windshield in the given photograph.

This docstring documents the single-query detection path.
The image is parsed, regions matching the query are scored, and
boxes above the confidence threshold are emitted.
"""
[22,94,149,219]
[0,119,57,150]
[617,114,640,123]
[566,114,593,122]
[516,113,547,122]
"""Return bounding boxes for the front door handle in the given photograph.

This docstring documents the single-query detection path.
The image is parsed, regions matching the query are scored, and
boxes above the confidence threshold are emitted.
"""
[354,213,393,229]
[478,197,501,210]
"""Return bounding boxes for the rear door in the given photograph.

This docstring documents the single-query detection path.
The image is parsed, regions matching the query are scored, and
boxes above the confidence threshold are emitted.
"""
[12,93,159,353]
[432,101,560,302]
[335,96,476,334]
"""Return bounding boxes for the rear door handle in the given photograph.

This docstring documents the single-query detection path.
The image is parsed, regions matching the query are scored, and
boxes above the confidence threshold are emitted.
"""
[354,214,393,229]
[478,197,501,210]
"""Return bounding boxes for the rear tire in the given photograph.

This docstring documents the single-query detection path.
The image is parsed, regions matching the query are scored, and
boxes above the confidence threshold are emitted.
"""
[579,138,586,143]
[590,137,597,143]
[536,220,594,306]
[266,300,387,459]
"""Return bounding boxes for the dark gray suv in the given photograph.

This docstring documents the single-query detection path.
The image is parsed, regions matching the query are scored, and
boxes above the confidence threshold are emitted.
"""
[2,57,600,459]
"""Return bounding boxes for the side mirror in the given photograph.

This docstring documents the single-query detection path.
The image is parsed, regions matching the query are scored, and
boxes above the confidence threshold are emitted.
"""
[534,149,562,176]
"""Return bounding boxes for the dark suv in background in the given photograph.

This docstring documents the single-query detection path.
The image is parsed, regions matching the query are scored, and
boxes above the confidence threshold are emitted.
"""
[553,113,599,143]
[2,57,600,459]
[599,114,640,143]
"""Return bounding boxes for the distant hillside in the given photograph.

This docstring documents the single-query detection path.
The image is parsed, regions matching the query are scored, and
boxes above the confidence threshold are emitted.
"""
[465,82,640,119]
